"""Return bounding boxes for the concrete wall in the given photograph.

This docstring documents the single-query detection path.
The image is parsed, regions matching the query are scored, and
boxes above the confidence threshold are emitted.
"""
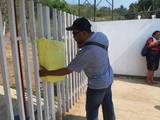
[92,19,160,76]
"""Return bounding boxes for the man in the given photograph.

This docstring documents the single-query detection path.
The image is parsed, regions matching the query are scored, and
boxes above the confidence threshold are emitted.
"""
[39,17,116,120]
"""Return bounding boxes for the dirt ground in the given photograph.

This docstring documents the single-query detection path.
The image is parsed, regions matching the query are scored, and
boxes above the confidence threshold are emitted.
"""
[1,68,160,120]
[0,42,36,88]
[64,77,160,120]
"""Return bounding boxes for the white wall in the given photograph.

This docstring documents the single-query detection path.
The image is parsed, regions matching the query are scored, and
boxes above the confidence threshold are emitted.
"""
[92,19,160,76]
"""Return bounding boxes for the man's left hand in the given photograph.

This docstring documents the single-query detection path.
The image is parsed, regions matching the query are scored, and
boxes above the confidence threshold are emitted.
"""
[39,66,49,77]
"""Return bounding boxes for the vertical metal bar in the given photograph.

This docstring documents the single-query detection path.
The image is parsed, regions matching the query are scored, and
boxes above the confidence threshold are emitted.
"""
[73,15,78,102]
[0,8,14,120]
[61,11,66,114]
[37,3,44,38]
[52,9,62,119]
[70,14,75,105]
[80,73,82,96]
[65,13,70,112]
[69,13,73,108]
[48,84,55,120]
[6,0,25,119]
[19,0,35,119]
[83,72,87,93]
[52,9,58,40]
[28,1,43,120]
[57,10,62,40]
[41,6,50,120]
[73,15,77,103]
[75,15,81,99]
[43,6,55,120]
[78,73,81,99]
[43,6,51,38]
[56,10,63,120]
[80,72,84,96]
[13,0,27,115]
[66,13,72,110]
[43,82,49,120]
[37,3,50,120]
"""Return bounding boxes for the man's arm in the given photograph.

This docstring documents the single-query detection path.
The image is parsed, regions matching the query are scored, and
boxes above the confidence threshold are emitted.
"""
[39,67,73,77]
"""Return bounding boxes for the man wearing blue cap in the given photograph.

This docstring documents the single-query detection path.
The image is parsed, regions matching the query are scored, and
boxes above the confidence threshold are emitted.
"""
[39,17,116,120]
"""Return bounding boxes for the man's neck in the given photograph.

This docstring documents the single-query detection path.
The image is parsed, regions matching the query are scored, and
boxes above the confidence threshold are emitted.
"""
[86,32,94,40]
[78,32,94,48]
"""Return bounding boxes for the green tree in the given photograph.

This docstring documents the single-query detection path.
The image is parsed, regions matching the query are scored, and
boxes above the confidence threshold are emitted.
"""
[39,0,73,13]
[97,7,111,17]
[114,5,127,20]
[126,2,139,19]
[114,5,127,16]
[138,0,152,11]
[0,0,8,22]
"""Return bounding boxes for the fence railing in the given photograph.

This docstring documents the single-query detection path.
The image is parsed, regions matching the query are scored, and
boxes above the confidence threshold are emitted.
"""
[0,0,87,120]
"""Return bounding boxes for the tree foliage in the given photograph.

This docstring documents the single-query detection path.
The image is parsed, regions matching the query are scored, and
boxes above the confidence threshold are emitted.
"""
[1,0,160,23]
[127,0,160,19]
[0,0,8,22]
[39,0,74,13]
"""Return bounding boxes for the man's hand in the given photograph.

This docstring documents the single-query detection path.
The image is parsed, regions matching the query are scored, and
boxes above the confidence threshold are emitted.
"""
[39,66,49,77]
[39,66,73,76]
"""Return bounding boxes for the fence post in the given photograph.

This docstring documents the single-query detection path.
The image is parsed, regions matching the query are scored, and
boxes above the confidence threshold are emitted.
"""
[56,10,63,120]
[37,3,50,120]
[67,13,73,109]
[28,1,43,120]
[65,13,70,112]
[37,3,44,38]
[19,0,35,119]
[6,0,26,119]
[43,6,56,120]
[0,8,14,120]
[52,9,58,40]
[61,11,67,114]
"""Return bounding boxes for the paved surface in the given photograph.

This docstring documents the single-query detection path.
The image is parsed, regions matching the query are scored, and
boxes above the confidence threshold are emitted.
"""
[64,77,160,120]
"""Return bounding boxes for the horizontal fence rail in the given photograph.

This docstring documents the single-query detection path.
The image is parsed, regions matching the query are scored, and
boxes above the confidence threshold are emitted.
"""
[0,0,87,120]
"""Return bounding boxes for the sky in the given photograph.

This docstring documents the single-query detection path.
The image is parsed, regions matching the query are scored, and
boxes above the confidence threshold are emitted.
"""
[65,0,138,9]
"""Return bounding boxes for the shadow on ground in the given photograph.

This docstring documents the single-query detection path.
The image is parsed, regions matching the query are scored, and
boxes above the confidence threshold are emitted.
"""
[154,105,160,111]
[115,76,160,88]
[64,115,86,120]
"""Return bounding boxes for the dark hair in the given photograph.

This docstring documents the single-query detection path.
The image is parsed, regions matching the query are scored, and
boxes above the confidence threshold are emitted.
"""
[152,30,160,37]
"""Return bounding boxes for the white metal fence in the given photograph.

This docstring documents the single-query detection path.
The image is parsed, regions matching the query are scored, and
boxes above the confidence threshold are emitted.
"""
[0,0,87,120]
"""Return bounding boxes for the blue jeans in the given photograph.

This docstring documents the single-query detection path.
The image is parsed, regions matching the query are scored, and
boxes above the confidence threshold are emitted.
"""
[86,84,115,120]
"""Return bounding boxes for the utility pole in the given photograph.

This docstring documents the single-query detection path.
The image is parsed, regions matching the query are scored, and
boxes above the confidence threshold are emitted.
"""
[94,0,96,21]
[78,0,114,21]
[112,0,114,20]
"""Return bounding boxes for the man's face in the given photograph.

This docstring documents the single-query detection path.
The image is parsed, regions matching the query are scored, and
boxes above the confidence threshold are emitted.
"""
[72,30,84,45]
